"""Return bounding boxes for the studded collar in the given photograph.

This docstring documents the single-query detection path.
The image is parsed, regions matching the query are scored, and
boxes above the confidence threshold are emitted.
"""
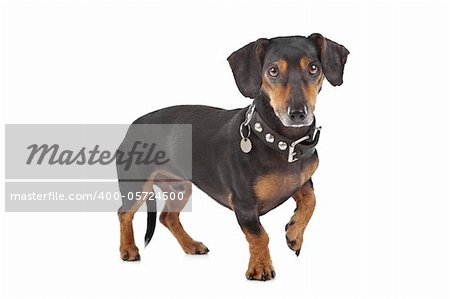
[242,103,321,162]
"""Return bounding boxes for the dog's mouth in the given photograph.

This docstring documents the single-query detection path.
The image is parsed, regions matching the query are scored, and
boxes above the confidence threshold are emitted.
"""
[274,111,314,128]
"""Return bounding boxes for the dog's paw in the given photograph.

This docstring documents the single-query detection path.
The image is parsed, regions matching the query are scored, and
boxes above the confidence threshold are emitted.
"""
[120,244,140,261]
[182,241,209,255]
[285,220,304,256]
[245,259,276,281]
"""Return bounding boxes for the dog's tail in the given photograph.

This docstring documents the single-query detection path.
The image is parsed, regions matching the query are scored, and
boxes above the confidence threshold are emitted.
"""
[144,199,157,247]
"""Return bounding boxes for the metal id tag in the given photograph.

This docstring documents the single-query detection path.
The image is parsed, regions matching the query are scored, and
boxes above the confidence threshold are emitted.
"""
[240,138,252,153]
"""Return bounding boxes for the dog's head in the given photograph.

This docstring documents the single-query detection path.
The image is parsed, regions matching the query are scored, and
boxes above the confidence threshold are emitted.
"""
[228,34,349,127]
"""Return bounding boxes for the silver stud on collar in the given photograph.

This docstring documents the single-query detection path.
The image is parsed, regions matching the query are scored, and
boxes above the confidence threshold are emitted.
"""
[265,133,274,143]
[254,122,263,132]
[278,141,287,150]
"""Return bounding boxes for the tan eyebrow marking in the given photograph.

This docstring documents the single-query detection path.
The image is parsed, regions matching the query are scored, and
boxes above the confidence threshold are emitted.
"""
[299,57,312,71]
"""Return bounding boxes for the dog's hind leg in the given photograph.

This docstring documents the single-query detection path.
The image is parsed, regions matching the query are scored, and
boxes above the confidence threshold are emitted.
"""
[158,181,209,255]
[118,179,154,261]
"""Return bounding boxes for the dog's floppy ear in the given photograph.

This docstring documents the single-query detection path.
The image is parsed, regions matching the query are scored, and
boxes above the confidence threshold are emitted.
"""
[308,33,349,86]
[227,38,270,98]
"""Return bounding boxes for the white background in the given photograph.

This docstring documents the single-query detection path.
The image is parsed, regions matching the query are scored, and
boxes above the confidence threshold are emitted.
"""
[1,0,449,298]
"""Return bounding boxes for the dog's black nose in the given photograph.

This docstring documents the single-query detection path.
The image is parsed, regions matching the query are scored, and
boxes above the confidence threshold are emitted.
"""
[288,110,307,121]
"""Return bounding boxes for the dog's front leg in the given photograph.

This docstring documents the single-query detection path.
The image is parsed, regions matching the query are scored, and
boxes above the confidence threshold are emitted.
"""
[234,207,275,281]
[285,179,316,256]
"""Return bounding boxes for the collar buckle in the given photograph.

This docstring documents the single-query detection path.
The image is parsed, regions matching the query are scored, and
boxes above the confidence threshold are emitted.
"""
[287,136,309,163]
[287,126,321,163]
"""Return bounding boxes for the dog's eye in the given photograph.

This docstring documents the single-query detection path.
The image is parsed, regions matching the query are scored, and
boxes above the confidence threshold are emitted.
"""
[268,67,279,77]
[309,64,319,75]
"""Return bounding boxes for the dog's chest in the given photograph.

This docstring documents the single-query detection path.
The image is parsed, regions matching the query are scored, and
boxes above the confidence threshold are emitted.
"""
[253,157,318,214]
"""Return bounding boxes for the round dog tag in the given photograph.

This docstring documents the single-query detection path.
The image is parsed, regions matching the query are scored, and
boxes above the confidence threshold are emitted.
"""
[240,138,252,153]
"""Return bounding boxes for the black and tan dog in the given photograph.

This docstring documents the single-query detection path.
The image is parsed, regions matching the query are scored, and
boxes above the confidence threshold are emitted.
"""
[117,33,349,281]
